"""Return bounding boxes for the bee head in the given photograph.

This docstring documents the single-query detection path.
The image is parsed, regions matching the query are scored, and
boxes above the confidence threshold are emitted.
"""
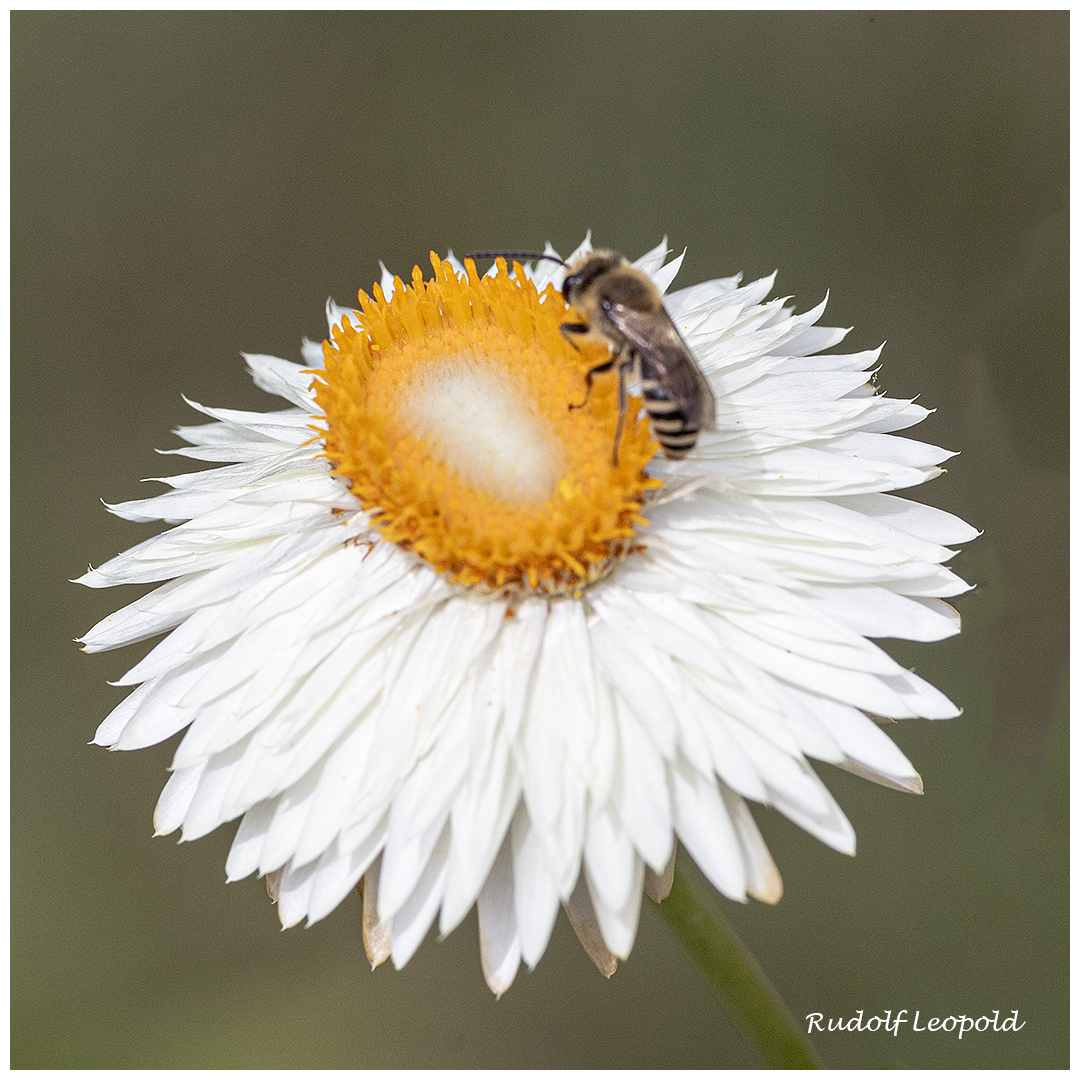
[561,250,626,304]
[564,251,658,314]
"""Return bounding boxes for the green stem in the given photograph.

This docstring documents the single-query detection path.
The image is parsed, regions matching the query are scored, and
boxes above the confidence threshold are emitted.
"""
[658,860,821,1069]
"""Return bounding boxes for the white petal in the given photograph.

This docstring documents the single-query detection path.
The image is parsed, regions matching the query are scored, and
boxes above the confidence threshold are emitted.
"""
[441,743,521,936]
[244,353,316,409]
[225,798,275,881]
[97,674,204,751]
[585,853,645,959]
[306,812,388,925]
[651,248,685,294]
[833,492,981,546]
[719,784,782,904]
[631,236,670,276]
[726,720,834,818]
[496,597,548,745]
[390,824,450,968]
[519,602,590,897]
[258,764,326,874]
[510,807,560,969]
[588,613,678,759]
[583,804,637,916]
[379,807,451,924]
[300,338,324,367]
[277,857,318,929]
[685,687,768,802]
[476,833,522,997]
[802,586,961,642]
[154,761,206,836]
[770,770,856,855]
[670,756,746,902]
[611,696,673,872]
[180,736,251,840]
[802,696,920,782]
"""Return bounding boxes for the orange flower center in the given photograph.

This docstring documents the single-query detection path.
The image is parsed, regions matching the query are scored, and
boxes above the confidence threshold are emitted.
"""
[314,253,660,596]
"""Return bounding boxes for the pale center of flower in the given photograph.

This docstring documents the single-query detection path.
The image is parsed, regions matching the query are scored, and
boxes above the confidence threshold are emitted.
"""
[400,355,564,506]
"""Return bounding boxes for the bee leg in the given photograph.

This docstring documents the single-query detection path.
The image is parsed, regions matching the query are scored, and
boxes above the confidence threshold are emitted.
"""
[559,321,590,349]
[568,355,617,412]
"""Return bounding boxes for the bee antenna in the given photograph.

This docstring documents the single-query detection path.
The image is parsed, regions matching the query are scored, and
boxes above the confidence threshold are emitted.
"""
[465,250,567,267]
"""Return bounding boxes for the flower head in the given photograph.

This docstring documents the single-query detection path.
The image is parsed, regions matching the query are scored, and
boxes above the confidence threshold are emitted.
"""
[79,237,975,994]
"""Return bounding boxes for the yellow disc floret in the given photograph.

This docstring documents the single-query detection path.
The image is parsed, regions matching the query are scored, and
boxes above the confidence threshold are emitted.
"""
[314,253,660,595]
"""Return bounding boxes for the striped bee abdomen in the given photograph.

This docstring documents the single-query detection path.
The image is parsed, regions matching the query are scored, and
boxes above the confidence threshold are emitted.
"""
[639,374,703,458]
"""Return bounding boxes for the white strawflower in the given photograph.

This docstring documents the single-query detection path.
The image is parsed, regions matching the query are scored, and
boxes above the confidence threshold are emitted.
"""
[79,237,975,995]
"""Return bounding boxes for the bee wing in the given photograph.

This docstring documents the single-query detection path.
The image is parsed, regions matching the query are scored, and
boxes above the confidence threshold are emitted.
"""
[606,304,716,429]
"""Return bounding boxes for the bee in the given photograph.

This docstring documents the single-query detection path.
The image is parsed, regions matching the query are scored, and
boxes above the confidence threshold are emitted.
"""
[468,248,715,465]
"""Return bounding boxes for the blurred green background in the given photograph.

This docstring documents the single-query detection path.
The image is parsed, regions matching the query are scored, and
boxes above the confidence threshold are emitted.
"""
[12,11,1067,1069]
